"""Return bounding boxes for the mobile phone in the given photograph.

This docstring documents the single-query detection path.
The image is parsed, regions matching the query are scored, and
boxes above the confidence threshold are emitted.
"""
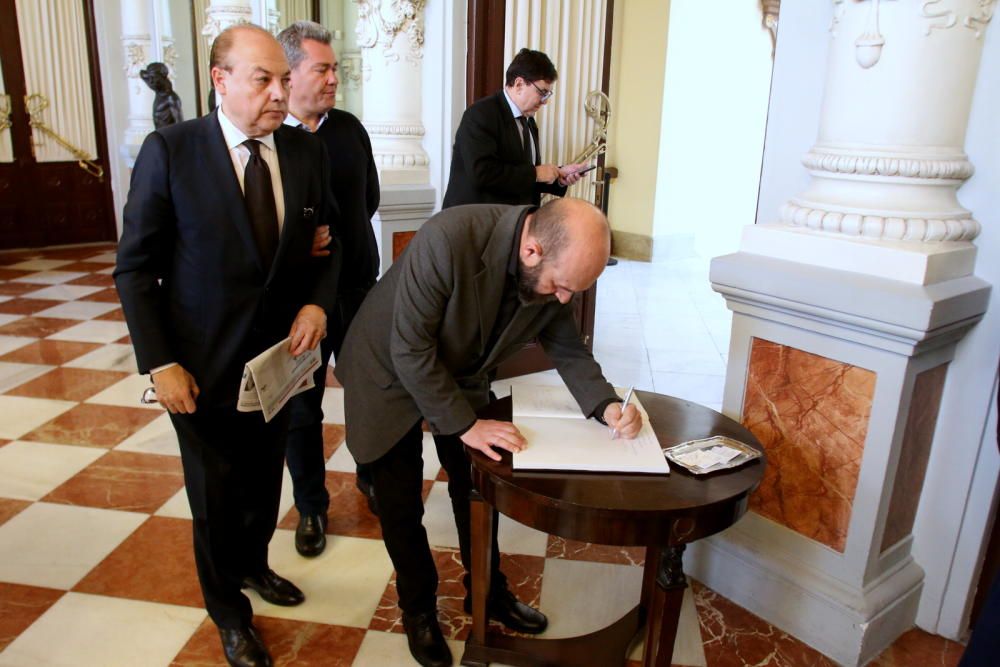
[574,164,598,176]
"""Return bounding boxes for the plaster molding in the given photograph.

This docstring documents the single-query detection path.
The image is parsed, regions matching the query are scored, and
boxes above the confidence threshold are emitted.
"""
[201,6,253,44]
[779,202,980,242]
[922,0,997,38]
[356,0,426,65]
[363,121,425,137]
[801,149,975,180]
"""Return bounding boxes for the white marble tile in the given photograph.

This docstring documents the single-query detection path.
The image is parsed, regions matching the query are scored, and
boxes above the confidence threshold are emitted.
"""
[3,259,74,271]
[85,252,118,264]
[0,333,32,354]
[0,592,205,667]
[626,587,707,665]
[34,300,119,320]
[252,530,394,627]
[0,502,146,589]
[325,438,359,473]
[422,481,460,549]
[0,395,76,439]
[11,270,86,285]
[115,413,179,456]
[0,441,104,500]
[0,361,53,393]
[539,559,644,638]
[64,343,137,372]
[591,360,655,394]
[96,266,116,275]
[647,348,726,375]
[498,515,549,558]
[47,320,129,344]
[85,373,162,410]
[154,487,191,519]
[319,385,345,424]
[351,630,466,667]
[651,372,725,407]
[21,284,104,301]
[0,314,25,328]
[0,296,9,303]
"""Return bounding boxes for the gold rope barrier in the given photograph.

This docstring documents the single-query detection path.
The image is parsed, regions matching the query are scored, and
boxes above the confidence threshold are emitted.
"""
[24,93,104,180]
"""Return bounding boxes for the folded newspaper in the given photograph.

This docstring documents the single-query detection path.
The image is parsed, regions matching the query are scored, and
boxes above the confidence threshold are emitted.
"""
[237,337,321,423]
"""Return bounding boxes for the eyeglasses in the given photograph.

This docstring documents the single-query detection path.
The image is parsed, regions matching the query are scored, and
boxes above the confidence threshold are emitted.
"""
[529,80,553,102]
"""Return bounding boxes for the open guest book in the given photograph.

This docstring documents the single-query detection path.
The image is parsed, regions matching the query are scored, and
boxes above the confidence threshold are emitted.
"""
[511,385,670,474]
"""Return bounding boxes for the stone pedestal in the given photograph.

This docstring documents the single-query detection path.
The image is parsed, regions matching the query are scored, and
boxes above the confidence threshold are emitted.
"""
[371,184,435,274]
[697,2,996,664]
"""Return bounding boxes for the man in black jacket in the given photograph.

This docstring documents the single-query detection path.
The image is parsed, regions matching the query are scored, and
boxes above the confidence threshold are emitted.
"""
[443,48,588,208]
[115,25,340,667]
[277,21,381,557]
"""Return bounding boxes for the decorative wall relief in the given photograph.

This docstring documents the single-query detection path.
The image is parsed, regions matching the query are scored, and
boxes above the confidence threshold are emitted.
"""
[922,0,997,37]
[742,339,876,552]
[355,0,426,65]
[855,0,886,68]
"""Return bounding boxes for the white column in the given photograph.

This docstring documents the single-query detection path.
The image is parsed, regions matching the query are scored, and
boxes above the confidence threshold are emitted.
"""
[356,0,435,274]
[356,0,430,186]
[697,2,997,665]
[120,1,174,166]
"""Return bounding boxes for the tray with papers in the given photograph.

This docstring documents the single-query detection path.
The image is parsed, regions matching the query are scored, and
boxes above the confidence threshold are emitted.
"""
[662,436,760,475]
[510,385,670,475]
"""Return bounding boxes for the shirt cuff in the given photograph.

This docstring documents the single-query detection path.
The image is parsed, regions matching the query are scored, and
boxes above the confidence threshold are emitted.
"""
[149,362,178,376]
[591,398,622,425]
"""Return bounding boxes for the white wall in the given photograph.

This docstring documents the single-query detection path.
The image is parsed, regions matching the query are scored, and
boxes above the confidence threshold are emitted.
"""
[653,0,773,261]
[755,0,1000,639]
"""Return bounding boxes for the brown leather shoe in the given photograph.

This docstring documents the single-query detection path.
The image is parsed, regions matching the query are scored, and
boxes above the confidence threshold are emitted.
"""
[219,624,272,667]
[241,569,305,606]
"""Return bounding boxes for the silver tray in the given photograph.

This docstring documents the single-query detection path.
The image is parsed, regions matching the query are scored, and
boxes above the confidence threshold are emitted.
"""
[663,436,761,474]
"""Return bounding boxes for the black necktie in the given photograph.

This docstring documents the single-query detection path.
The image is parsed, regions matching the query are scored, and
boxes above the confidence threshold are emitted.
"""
[242,139,279,270]
[516,117,533,164]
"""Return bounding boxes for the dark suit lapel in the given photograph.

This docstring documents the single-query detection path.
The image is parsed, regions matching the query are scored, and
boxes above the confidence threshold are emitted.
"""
[201,111,264,273]
[270,128,301,282]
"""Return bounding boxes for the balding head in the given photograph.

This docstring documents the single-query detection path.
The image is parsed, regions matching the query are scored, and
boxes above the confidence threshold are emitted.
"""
[518,197,611,305]
[209,24,290,137]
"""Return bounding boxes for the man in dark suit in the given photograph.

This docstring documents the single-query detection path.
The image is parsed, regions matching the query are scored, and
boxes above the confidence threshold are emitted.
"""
[335,198,642,666]
[277,20,381,558]
[442,48,588,209]
[114,25,340,667]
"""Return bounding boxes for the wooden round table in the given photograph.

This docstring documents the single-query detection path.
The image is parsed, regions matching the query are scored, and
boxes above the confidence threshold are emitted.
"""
[462,391,765,667]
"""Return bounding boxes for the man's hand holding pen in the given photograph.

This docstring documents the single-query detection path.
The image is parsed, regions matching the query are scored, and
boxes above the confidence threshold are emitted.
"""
[606,386,642,439]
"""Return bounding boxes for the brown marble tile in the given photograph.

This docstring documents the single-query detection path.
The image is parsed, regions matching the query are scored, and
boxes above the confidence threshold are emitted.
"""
[436,467,449,482]
[116,334,132,345]
[869,627,964,666]
[881,365,948,552]
[79,287,121,303]
[22,403,161,447]
[742,339,875,552]
[0,339,100,365]
[43,450,185,513]
[5,367,129,401]
[0,583,65,652]
[170,616,366,666]
[0,298,60,315]
[324,365,341,388]
[0,439,8,448]
[322,423,346,461]
[0,498,31,526]
[546,536,646,566]
[95,307,126,321]
[35,245,115,261]
[369,548,544,643]
[694,580,837,667]
[0,316,77,338]
[0,281,39,296]
[74,516,203,607]
[0,268,32,280]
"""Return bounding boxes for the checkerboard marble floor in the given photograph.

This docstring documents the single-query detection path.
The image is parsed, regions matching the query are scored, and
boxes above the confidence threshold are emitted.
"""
[0,244,965,666]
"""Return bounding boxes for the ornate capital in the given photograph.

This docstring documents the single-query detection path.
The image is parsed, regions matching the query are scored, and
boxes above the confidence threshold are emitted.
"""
[356,0,426,64]
[922,0,997,38]
[202,5,253,45]
[121,35,150,79]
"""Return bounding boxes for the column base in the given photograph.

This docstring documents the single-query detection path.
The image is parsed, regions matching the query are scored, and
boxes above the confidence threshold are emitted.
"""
[372,184,436,275]
[686,528,924,666]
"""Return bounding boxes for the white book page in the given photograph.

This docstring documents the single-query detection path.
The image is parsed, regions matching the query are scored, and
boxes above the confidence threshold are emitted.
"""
[511,384,584,419]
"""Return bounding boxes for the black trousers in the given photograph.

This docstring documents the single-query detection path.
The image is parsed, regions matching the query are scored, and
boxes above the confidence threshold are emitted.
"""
[170,406,289,629]
[371,419,507,615]
[286,288,371,516]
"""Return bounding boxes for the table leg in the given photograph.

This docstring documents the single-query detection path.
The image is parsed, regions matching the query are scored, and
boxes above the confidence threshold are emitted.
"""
[469,491,494,649]
[642,545,687,667]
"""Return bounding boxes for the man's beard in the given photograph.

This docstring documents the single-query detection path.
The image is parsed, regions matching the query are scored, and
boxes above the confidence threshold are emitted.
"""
[517,259,558,306]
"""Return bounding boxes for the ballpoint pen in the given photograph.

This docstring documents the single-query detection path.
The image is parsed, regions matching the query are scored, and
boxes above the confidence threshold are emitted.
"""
[610,385,634,440]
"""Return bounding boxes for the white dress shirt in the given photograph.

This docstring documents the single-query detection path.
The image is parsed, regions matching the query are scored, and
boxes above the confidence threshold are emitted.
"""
[218,106,286,231]
[283,111,328,132]
[503,89,535,164]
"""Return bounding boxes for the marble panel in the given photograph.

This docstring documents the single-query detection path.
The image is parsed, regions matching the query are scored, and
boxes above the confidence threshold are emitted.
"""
[742,339,875,552]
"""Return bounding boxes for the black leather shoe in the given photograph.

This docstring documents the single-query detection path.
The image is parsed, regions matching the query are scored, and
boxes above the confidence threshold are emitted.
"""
[295,513,327,557]
[219,625,272,667]
[355,477,379,516]
[401,610,452,667]
[241,569,305,606]
[464,589,548,635]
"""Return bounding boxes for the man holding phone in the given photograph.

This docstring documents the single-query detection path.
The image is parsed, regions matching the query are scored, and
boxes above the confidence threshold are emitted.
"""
[443,48,590,209]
